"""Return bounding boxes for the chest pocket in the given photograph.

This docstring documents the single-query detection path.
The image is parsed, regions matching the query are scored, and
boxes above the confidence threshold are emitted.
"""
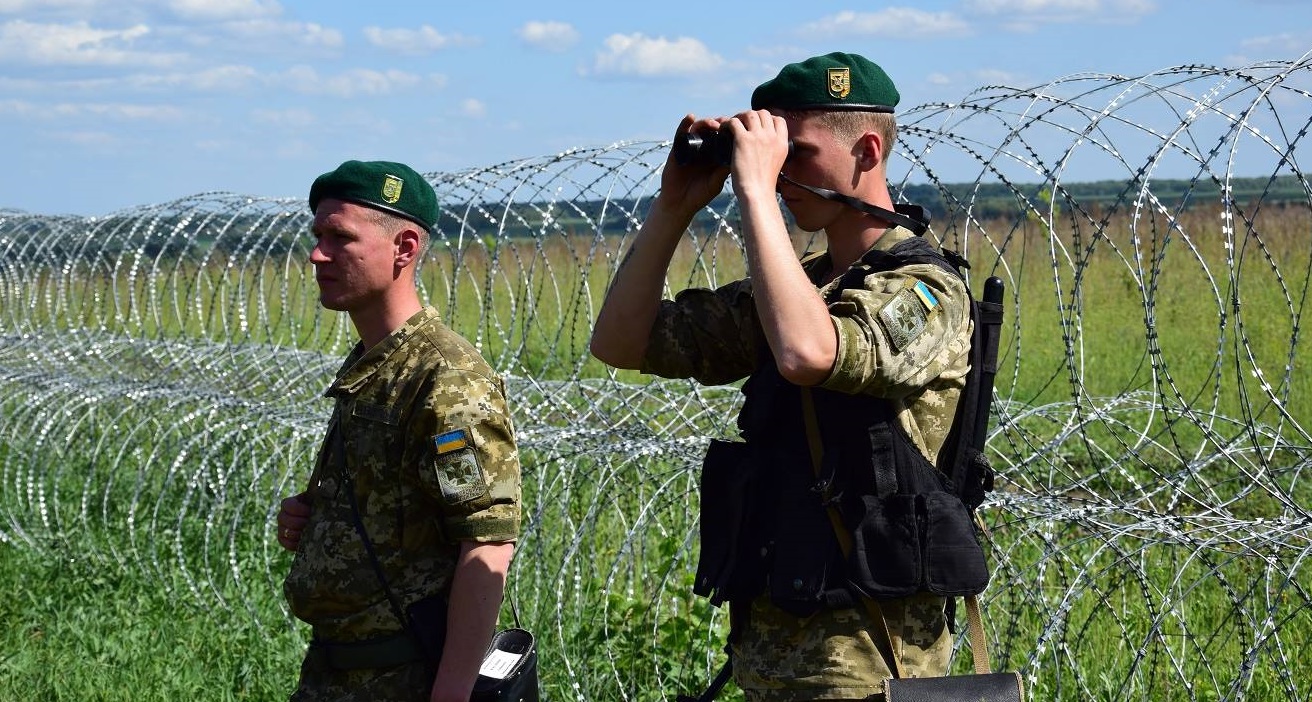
[338,399,407,495]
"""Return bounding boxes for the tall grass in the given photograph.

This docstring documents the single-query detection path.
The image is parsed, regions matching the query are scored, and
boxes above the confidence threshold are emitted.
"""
[0,545,304,701]
[2,203,1308,700]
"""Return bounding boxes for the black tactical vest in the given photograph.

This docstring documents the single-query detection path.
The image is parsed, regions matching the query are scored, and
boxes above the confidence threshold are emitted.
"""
[692,236,990,615]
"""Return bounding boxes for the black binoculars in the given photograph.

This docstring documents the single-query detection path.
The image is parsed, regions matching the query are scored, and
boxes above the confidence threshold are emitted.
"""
[673,128,793,167]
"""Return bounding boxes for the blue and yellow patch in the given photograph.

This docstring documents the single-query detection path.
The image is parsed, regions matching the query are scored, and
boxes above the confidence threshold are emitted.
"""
[912,280,940,312]
[430,427,490,507]
[434,429,471,455]
[877,279,941,353]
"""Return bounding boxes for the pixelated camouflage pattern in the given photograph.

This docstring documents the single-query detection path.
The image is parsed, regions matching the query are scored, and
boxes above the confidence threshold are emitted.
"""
[290,646,433,702]
[818,228,972,462]
[284,306,521,646]
[733,593,952,701]
[644,226,972,462]
[641,276,764,386]
[641,227,970,698]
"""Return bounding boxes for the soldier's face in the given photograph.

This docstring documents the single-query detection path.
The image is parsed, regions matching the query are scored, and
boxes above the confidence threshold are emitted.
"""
[309,199,399,312]
[776,112,854,232]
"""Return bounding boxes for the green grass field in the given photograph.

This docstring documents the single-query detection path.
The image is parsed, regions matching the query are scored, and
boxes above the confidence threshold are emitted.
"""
[0,546,304,701]
[2,203,1309,700]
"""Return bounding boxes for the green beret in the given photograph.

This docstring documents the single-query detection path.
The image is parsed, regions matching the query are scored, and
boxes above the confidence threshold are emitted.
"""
[308,159,439,231]
[751,52,899,113]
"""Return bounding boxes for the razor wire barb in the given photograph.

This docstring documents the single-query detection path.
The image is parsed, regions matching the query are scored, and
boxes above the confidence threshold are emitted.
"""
[3,57,1312,701]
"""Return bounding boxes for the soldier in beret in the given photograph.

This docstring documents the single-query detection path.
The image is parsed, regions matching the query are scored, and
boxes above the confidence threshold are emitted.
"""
[276,160,521,702]
[592,53,970,700]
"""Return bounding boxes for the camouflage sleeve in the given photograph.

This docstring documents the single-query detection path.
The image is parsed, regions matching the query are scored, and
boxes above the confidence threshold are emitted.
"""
[639,278,763,385]
[415,368,521,543]
[819,263,972,398]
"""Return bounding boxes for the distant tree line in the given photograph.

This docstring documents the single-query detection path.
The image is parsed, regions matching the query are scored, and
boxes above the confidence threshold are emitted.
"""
[3,175,1305,264]
[899,173,1309,222]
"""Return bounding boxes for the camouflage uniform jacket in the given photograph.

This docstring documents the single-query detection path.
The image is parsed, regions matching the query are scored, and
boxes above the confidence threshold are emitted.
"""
[642,226,972,701]
[643,226,972,461]
[284,306,521,642]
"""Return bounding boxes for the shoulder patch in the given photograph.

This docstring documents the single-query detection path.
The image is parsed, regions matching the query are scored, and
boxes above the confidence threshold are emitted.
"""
[878,286,930,352]
[431,428,490,506]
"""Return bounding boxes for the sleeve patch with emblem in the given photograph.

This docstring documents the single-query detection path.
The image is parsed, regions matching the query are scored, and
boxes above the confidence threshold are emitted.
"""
[877,286,931,353]
[432,428,489,505]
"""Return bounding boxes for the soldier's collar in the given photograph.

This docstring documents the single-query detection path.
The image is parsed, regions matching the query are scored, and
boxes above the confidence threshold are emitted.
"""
[326,307,439,396]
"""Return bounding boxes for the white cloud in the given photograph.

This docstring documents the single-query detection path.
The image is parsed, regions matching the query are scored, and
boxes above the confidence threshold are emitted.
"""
[459,98,486,117]
[589,33,723,78]
[518,20,579,52]
[181,63,259,89]
[56,101,186,120]
[0,97,185,120]
[50,129,120,147]
[972,68,1027,85]
[250,107,315,128]
[163,0,281,21]
[798,9,971,38]
[0,0,284,21]
[0,19,182,67]
[919,67,1030,92]
[0,0,99,13]
[0,65,259,94]
[224,19,343,49]
[966,0,1097,11]
[278,65,425,98]
[1237,31,1312,57]
[0,99,35,115]
[124,64,259,90]
[0,60,441,103]
[963,0,1156,28]
[363,25,476,55]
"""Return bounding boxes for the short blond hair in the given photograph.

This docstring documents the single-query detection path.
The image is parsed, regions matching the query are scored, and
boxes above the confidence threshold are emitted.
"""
[370,209,431,262]
[793,110,897,161]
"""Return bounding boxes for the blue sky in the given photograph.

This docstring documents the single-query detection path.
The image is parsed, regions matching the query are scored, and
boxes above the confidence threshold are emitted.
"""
[2,0,1310,215]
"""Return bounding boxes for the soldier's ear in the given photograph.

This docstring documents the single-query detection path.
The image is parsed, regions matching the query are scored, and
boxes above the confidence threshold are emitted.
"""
[394,225,422,268]
[856,131,883,171]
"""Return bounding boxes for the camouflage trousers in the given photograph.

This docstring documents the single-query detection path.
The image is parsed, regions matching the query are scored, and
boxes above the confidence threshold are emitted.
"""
[731,592,952,702]
[289,644,434,702]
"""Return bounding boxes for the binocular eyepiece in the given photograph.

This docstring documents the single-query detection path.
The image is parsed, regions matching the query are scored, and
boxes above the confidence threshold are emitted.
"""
[672,128,793,167]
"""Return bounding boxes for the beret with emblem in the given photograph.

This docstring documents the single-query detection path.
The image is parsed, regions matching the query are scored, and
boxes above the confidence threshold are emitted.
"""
[308,159,439,231]
[751,51,900,113]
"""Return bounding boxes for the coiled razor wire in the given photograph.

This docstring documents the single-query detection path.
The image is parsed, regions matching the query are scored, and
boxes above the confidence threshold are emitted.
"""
[3,56,1312,701]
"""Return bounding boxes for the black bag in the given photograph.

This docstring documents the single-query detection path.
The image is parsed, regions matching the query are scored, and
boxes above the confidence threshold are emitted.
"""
[884,671,1023,702]
[471,627,539,702]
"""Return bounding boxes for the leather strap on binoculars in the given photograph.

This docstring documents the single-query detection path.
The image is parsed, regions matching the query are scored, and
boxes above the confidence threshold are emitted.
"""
[778,173,930,235]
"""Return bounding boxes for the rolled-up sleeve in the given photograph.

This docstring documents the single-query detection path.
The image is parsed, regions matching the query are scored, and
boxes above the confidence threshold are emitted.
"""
[640,278,763,386]
[418,369,521,542]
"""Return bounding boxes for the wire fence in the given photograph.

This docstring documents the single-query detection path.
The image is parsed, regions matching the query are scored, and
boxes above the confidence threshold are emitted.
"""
[2,56,1311,701]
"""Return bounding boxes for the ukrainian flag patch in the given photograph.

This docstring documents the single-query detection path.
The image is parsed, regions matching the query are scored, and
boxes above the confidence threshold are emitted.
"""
[912,280,940,312]
[430,427,490,507]
[434,429,471,455]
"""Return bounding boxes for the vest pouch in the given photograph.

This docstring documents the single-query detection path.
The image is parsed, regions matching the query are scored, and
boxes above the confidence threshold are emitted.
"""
[768,498,839,617]
[694,439,752,604]
[849,493,922,599]
[921,491,990,596]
